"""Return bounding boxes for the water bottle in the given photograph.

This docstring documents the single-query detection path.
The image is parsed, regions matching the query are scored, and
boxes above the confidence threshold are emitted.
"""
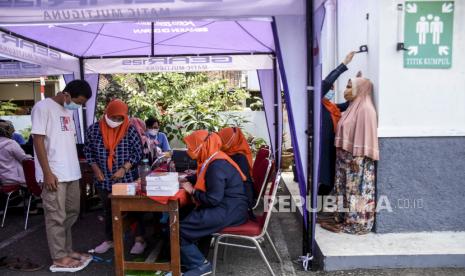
[169,160,176,172]
[138,158,151,193]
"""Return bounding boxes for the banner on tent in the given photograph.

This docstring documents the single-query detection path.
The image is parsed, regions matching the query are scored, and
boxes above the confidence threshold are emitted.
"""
[85,55,273,74]
[0,0,304,24]
[0,61,69,78]
[0,31,79,73]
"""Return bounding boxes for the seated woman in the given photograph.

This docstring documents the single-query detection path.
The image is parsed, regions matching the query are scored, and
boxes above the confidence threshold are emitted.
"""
[84,100,145,254]
[179,130,249,276]
[218,127,255,207]
[145,117,171,153]
[0,121,32,187]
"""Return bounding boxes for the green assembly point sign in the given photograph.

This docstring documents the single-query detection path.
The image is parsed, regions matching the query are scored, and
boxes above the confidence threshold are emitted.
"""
[404,1,454,68]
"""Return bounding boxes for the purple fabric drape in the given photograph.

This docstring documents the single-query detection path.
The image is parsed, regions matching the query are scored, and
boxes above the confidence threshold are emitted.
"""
[272,15,308,226]
[257,69,283,162]
[84,74,99,129]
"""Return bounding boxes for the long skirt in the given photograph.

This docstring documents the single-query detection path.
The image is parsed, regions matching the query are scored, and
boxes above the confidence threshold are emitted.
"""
[334,149,376,234]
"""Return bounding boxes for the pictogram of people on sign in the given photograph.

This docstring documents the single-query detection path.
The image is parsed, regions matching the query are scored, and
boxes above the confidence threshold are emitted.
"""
[416,14,443,45]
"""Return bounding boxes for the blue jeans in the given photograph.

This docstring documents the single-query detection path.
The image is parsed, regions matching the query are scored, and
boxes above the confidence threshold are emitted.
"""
[180,240,206,270]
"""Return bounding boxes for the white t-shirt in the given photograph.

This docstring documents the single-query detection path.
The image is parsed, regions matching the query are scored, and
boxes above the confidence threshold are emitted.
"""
[31,98,82,182]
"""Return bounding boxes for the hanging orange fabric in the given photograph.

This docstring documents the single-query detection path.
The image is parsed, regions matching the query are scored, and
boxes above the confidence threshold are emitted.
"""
[322,98,342,133]
[217,127,253,177]
[99,99,130,170]
[184,130,246,192]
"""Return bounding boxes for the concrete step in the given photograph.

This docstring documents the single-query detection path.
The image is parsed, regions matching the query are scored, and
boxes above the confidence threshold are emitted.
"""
[281,172,465,271]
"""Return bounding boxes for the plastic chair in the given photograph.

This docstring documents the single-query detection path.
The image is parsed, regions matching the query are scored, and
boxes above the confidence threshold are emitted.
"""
[251,158,274,210]
[253,147,270,170]
[0,184,22,228]
[212,172,282,276]
[22,159,42,230]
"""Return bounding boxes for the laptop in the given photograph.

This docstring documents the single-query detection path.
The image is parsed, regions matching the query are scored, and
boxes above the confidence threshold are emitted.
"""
[171,149,197,172]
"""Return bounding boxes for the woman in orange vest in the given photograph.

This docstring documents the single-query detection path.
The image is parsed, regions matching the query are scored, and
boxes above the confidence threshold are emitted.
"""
[179,130,249,276]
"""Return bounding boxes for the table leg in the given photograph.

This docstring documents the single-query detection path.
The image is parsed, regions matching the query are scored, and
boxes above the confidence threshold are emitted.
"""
[112,199,125,276]
[169,201,181,276]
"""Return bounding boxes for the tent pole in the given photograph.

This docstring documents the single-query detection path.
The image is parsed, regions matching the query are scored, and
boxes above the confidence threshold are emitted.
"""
[273,57,279,164]
[79,57,87,141]
[151,22,155,57]
[306,0,316,270]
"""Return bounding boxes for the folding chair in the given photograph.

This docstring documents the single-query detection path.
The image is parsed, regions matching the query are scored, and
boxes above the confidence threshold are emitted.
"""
[254,147,270,169]
[251,158,274,210]
[22,159,42,230]
[1,184,22,228]
[212,172,282,276]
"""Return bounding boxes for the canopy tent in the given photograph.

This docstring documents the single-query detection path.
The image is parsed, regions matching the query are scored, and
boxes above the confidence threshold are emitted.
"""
[0,0,318,270]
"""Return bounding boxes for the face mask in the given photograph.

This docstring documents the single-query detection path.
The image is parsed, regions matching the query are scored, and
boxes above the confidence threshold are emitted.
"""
[105,114,124,128]
[64,100,81,110]
[187,143,203,160]
[147,129,159,136]
[325,90,335,101]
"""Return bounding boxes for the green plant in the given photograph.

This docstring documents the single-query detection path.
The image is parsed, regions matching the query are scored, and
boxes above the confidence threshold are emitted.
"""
[20,126,32,141]
[0,100,19,115]
[97,73,250,144]
[249,96,264,111]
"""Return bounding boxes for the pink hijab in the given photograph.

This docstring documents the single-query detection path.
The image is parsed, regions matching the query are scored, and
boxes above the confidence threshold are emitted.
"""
[129,118,147,144]
[334,77,379,161]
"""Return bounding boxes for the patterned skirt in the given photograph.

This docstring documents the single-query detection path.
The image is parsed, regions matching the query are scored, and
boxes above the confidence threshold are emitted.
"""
[334,149,376,234]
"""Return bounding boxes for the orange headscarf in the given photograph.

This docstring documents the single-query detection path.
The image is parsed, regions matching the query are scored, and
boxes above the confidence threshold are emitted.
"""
[99,99,130,170]
[217,127,253,176]
[322,98,342,133]
[184,130,246,192]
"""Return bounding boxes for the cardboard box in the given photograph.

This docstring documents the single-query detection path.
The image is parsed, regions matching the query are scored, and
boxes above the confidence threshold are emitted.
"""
[112,183,136,196]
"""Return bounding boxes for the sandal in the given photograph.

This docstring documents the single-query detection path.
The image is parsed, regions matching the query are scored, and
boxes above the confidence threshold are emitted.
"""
[7,258,43,272]
[69,252,92,266]
[320,221,342,233]
[50,258,85,273]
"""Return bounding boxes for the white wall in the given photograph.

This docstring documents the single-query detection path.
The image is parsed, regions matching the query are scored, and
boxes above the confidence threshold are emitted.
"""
[0,115,31,132]
[376,0,465,137]
[335,0,379,106]
[335,0,464,137]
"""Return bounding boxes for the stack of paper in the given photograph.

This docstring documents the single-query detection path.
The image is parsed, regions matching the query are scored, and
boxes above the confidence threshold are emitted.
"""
[112,183,136,196]
[145,172,179,196]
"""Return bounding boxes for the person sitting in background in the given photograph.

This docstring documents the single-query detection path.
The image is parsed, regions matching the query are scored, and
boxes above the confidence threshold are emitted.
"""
[84,100,145,254]
[0,121,32,187]
[179,130,249,276]
[145,117,171,153]
[130,117,151,161]
[217,127,255,208]
[0,119,25,145]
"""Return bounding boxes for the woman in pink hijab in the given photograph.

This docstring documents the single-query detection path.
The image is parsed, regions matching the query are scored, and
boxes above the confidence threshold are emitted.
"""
[322,76,379,234]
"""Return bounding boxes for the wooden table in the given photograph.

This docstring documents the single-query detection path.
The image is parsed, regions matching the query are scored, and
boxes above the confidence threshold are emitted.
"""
[111,195,181,276]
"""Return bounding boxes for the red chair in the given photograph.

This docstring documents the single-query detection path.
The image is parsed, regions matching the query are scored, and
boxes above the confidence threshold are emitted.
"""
[22,159,42,230]
[212,172,282,276]
[251,158,274,210]
[253,147,270,170]
[0,184,22,228]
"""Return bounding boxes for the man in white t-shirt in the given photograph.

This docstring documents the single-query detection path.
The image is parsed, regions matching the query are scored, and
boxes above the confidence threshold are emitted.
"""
[31,80,92,272]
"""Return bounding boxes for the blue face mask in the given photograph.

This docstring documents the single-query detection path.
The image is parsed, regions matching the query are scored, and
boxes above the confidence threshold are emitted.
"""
[64,101,81,111]
[325,90,335,101]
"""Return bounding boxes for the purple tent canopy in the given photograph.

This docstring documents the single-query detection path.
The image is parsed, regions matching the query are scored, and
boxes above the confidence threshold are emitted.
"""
[4,20,274,57]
